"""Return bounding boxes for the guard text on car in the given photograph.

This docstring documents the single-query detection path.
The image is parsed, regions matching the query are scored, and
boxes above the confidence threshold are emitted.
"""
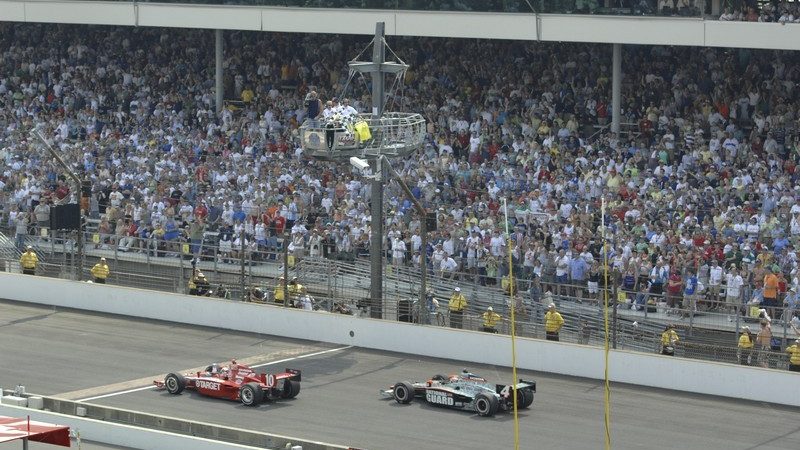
[426,391,454,406]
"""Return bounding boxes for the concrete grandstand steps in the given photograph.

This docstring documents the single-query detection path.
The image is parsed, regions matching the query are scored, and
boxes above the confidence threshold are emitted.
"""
[0,231,20,271]
[0,231,55,274]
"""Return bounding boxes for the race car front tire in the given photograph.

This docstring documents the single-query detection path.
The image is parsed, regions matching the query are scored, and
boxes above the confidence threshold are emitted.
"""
[474,393,499,417]
[164,373,186,395]
[240,382,264,406]
[281,379,301,399]
[392,382,415,404]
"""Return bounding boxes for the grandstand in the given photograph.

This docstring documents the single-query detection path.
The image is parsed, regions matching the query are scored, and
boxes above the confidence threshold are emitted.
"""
[2,0,800,402]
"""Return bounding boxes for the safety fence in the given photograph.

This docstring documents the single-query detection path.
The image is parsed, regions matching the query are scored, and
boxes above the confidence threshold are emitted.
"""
[4,230,799,371]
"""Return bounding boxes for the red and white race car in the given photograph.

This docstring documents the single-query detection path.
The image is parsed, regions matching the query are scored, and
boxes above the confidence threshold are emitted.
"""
[154,360,301,406]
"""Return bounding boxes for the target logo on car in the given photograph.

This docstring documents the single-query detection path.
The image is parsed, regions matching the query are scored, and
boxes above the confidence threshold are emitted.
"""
[196,380,221,391]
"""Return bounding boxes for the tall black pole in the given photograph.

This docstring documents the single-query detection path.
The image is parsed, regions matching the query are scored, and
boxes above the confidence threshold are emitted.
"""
[283,231,290,307]
[240,227,246,301]
[369,23,386,319]
[612,269,618,349]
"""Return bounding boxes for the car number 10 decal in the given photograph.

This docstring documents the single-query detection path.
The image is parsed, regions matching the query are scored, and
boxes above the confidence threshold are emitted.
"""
[266,374,275,388]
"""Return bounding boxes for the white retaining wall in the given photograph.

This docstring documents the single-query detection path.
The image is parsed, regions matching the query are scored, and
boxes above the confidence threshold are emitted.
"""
[2,272,798,407]
[0,402,260,450]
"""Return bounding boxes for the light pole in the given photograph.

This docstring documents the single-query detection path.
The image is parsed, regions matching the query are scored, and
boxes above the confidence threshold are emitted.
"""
[351,156,428,324]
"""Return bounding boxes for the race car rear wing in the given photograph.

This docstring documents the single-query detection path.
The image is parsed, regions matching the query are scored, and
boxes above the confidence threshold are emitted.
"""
[273,368,302,382]
[496,379,536,393]
[519,379,536,392]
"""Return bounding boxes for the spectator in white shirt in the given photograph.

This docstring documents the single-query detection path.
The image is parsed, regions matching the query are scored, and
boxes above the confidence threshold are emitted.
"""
[708,261,724,308]
[392,237,407,266]
[440,254,458,279]
[725,267,744,320]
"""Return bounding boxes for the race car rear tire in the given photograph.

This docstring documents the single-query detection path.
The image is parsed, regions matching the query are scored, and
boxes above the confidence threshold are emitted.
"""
[520,389,534,409]
[164,373,186,395]
[281,379,301,399]
[474,393,499,417]
[511,387,533,410]
[392,382,414,404]
[240,382,264,406]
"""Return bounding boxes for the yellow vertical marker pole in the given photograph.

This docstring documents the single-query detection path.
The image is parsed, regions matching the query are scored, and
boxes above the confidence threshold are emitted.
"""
[502,197,520,450]
[602,196,612,450]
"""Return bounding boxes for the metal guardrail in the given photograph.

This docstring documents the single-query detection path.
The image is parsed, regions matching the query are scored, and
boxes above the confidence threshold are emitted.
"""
[6,231,800,371]
[299,112,426,159]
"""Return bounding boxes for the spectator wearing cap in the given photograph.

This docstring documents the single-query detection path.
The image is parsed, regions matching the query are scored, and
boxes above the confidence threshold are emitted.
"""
[432,244,446,268]
[660,324,679,356]
[737,326,754,366]
[273,276,286,304]
[786,339,800,372]
[19,245,38,275]
[544,303,564,341]
[482,306,501,333]
[33,199,50,237]
[90,257,110,284]
[448,287,467,329]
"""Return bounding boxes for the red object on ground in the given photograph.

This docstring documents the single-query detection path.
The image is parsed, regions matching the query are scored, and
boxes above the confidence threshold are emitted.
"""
[0,416,71,447]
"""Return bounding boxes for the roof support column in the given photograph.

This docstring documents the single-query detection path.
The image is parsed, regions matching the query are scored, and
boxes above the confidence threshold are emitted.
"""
[611,43,622,136]
[215,29,224,113]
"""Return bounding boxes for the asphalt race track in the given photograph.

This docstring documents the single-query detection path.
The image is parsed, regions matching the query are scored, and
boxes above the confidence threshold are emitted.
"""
[1,299,799,450]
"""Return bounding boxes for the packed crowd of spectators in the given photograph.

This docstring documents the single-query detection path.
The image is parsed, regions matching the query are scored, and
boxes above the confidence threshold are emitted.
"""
[2,23,800,327]
[719,0,800,22]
